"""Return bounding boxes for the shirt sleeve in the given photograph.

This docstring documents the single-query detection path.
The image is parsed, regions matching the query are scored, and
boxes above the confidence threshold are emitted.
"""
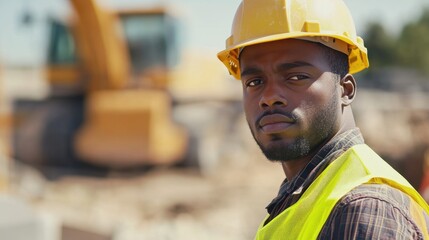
[318,184,425,240]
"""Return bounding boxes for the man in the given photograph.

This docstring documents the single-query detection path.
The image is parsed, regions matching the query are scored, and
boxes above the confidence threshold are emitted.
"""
[217,0,429,239]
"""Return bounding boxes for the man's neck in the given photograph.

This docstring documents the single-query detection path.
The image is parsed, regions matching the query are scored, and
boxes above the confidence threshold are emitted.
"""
[281,137,331,180]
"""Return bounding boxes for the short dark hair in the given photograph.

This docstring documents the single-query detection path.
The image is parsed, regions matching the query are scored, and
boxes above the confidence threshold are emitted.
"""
[317,43,349,79]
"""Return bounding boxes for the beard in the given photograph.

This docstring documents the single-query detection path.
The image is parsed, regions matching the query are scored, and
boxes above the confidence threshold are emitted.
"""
[250,95,339,162]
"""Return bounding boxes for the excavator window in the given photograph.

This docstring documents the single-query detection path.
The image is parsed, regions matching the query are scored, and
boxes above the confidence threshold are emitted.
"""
[47,19,77,65]
[119,12,179,77]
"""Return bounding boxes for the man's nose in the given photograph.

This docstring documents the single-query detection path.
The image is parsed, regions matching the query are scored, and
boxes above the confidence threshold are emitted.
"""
[259,83,287,109]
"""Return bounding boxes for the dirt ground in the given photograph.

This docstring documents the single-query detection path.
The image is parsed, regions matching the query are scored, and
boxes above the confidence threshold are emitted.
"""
[10,151,285,240]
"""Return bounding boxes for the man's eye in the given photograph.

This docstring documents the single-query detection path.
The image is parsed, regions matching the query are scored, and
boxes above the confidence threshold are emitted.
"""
[246,79,263,87]
[288,75,308,81]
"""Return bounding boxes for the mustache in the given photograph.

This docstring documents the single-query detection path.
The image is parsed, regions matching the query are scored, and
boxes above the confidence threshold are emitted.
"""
[256,109,298,127]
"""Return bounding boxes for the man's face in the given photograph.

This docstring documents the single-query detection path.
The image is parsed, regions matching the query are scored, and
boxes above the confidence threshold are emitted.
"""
[240,39,342,162]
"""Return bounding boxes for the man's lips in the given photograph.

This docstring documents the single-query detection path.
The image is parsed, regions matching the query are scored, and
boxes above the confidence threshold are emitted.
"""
[258,113,295,134]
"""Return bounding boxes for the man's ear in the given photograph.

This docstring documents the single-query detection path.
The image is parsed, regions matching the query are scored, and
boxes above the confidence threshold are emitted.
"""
[340,74,356,106]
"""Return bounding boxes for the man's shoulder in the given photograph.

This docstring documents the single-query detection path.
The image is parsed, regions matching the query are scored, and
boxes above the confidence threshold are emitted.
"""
[319,183,426,240]
[331,183,417,226]
[338,183,412,209]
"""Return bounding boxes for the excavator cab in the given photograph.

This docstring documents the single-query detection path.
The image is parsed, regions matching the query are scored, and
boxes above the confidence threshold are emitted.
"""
[120,10,179,82]
[13,0,188,171]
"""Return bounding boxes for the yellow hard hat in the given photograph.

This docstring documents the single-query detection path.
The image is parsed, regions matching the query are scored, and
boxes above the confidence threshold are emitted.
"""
[217,0,369,79]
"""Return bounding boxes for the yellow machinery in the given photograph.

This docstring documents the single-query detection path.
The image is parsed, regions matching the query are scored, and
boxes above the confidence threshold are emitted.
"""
[13,0,189,170]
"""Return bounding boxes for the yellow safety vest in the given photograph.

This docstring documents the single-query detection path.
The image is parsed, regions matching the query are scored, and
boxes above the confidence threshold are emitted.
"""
[255,144,429,240]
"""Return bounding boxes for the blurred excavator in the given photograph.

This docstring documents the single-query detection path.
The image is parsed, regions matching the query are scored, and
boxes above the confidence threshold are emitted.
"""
[12,0,242,175]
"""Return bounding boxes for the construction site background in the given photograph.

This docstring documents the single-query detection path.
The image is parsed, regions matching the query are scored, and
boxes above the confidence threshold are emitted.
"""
[1,0,429,240]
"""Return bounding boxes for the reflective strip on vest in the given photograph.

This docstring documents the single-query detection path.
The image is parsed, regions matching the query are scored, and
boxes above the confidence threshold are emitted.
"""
[255,144,429,240]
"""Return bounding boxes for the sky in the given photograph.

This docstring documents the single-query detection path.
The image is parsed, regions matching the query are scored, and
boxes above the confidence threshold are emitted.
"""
[0,0,428,66]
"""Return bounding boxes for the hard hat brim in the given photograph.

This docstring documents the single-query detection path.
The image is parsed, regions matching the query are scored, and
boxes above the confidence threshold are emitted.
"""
[218,32,368,80]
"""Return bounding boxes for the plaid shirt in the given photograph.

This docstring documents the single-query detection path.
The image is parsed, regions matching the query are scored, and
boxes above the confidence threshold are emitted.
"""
[264,128,429,239]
